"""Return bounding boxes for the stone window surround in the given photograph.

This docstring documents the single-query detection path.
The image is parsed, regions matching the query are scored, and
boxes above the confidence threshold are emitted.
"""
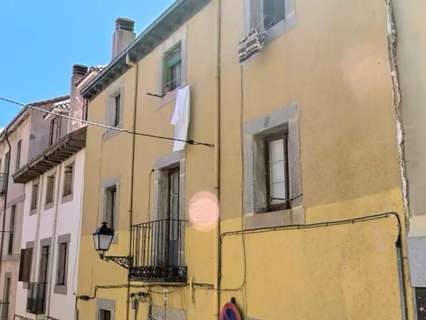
[96,298,115,320]
[103,80,124,140]
[100,176,121,243]
[54,233,71,295]
[61,158,76,204]
[243,103,304,229]
[153,150,186,221]
[243,0,296,44]
[157,26,188,108]
[37,237,52,287]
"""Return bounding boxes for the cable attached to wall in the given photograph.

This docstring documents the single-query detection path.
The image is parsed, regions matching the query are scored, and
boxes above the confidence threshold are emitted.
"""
[0,97,214,148]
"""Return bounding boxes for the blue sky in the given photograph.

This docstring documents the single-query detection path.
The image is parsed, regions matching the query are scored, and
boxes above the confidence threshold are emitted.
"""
[0,0,175,129]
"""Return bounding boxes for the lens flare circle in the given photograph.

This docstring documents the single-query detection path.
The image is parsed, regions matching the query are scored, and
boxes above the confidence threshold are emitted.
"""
[189,191,219,232]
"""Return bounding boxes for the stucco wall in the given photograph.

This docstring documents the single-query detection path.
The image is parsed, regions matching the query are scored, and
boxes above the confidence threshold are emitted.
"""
[77,0,410,319]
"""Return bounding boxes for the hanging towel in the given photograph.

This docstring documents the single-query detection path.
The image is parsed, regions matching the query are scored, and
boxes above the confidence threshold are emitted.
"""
[170,85,191,151]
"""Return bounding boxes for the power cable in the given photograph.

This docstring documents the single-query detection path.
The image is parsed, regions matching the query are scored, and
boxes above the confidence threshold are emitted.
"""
[0,97,214,148]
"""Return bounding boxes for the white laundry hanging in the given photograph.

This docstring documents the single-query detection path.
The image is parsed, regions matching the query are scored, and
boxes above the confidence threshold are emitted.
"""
[170,85,191,152]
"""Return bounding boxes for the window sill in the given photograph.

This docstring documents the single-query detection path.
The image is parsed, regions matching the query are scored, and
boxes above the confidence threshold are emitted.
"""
[44,202,54,211]
[103,128,121,141]
[244,205,305,230]
[157,89,177,109]
[54,284,67,295]
[263,14,296,45]
[61,193,73,204]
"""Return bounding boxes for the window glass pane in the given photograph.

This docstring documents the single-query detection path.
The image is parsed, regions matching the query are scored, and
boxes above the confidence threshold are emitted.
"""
[267,135,289,208]
[163,44,182,92]
[57,242,67,285]
[46,175,55,205]
[63,165,74,196]
[105,186,116,229]
[31,183,39,210]
[114,95,121,127]
[99,309,111,320]
[263,0,285,30]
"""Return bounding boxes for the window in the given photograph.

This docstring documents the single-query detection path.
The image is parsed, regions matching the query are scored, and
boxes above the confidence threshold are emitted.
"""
[113,94,121,127]
[104,185,117,230]
[265,132,289,211]
[163,43,182,93]
[246,0,295,42]
[63,163,74,198]
[416,288,426,319]
[15,140,22,171]
[45,174,55,206]
[98,309,112,320]
[7,205,16,255]
[31,182,39,211]
[49,116,61,146]
[4,151,10,174]
[56,242,67,286]
[243,104,303,227]
[168,167,180,220]
[262,0,285,30]
[18,247,33,282]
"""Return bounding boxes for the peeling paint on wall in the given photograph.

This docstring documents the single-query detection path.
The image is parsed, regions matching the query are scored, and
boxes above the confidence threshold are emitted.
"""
[386,0,410,228]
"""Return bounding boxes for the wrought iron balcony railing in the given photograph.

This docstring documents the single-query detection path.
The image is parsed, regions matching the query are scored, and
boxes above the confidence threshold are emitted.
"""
[0,302,9,320]
[0,173,7,195]
[130,219,186,282]
[26,282,47,315]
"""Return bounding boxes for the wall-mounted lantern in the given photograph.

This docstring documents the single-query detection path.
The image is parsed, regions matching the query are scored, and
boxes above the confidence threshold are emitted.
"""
[92,222,132,269]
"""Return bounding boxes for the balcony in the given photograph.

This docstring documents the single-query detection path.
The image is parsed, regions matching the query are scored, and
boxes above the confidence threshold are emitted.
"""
[130,219,186,283]
[26,282,47,315]
[0,302,9,320]
[0,173,7,196]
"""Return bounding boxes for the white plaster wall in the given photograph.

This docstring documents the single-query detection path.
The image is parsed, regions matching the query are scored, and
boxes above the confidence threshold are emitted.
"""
[15,149,85,320]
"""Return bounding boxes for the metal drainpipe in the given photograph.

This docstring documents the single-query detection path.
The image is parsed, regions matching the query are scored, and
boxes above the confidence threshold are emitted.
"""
[215,0,223,318]
[46,165,63,319]
[0,129,12,287]
[126,53,139,320]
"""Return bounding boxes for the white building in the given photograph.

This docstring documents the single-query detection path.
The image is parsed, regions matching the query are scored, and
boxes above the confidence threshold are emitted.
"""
[12,65,100,320]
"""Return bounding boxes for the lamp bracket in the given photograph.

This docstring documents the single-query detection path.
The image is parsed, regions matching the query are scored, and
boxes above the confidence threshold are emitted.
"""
[101,255,133,269]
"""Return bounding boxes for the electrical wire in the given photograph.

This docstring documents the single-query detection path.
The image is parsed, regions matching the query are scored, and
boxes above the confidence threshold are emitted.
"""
[0,96,214,148]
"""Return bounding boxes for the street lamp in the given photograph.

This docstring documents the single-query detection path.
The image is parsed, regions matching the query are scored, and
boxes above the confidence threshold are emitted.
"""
[92,222,133,269]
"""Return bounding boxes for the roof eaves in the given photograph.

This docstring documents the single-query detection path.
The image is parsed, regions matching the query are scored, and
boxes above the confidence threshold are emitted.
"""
[81,0,211,101]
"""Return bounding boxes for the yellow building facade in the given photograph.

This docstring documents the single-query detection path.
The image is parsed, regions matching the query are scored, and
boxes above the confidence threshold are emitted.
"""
[77,0,412,319]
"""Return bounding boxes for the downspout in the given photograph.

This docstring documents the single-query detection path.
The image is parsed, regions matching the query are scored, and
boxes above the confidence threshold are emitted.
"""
[385,1,410,319]
[215,0,223,318]
[0,130,12,282]
[126,53,139,320]
[46,165,63,319]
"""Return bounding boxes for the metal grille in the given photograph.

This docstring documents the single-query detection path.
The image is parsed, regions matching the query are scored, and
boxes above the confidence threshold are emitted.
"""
[130,219,186,282]
[26,282,47,315]
[0,302,9,320]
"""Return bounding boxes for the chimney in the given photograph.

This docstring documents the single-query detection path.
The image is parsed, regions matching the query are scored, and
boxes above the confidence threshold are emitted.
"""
[112,18,135,59]
[69,64,88,131]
